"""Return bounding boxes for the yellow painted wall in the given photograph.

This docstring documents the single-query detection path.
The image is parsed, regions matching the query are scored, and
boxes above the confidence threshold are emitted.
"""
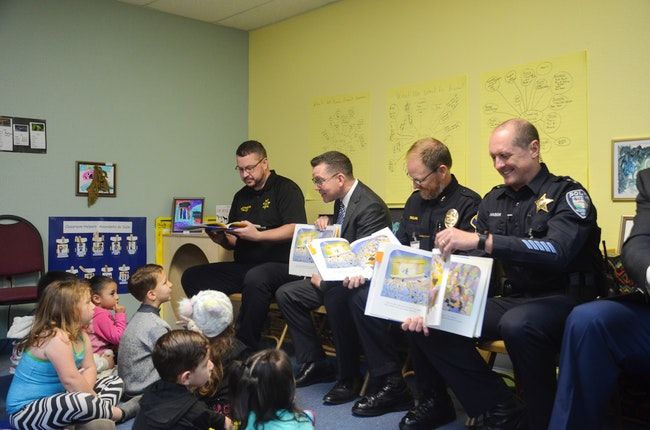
[250,0,650,251]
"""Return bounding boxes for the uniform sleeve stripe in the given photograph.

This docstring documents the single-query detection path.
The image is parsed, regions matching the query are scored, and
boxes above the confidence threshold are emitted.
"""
[523,239,557,253]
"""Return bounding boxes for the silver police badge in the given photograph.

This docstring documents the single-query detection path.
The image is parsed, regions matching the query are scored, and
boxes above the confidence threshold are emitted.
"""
[566,189,590,219]
[444,208,459,228]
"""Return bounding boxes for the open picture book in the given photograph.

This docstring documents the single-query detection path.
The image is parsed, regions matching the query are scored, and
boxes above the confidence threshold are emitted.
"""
[307,227,400,281]
[180,221,264,232]
[365,244,493,338]
[288,224,341,276]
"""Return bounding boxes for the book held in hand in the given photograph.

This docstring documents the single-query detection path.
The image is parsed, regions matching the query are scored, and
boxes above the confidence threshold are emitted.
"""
[307,227,400,281]
[180,221,263,232]
[365,245,492,338]
[288,224,341,277]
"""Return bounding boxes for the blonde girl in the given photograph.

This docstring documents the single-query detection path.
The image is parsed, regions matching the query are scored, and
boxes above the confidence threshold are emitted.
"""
[6,279,130,429]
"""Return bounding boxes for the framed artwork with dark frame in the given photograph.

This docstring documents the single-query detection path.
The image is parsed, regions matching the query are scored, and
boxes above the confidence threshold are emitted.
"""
[75,161,116,197]
[612,137,650,201]
[171,197,205,233]
[618,215,635,252]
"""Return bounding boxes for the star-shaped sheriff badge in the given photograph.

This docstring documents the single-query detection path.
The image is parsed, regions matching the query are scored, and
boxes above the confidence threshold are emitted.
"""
[535,193,554,213]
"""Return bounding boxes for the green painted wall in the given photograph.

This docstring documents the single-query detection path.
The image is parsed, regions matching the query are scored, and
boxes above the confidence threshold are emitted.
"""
[0,0,248,328]
[0,0,248,262]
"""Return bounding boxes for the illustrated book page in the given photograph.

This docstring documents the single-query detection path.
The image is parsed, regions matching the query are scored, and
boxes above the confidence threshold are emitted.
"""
[308,227,400,281]
[289,224,341,277]
[365,246,492,338]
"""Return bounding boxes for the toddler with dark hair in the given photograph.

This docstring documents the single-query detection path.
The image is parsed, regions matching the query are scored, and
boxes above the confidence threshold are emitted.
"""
[86,275,126,372]
[133,329,231,430]
[178,290,248,416]
[230,349,314,430]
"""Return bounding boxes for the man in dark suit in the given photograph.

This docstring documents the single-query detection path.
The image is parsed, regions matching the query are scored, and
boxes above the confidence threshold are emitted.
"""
[275,151,392,405]
[549,167,650,429]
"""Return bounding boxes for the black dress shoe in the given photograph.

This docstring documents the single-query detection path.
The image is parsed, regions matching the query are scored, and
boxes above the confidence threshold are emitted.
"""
[352,375,414,417]
[322,378,362,405]
[399,395,456,430]
[295,360,336,388]
[483,397,526,430]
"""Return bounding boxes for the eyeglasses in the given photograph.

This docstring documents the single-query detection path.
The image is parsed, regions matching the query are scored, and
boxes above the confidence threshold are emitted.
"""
[407,166,439,186]
[311,173,340,186]
[235,158,266,174]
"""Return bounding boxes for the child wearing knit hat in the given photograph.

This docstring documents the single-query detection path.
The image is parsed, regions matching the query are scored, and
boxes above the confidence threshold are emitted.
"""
[178,290,248,417]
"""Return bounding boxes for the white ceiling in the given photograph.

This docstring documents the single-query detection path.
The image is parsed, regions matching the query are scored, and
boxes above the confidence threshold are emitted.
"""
[117,0,340,31]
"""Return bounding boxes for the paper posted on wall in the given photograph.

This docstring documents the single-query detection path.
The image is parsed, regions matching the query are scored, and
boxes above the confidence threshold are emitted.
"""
[289,224,341,277]
[307,227,400,281]
[365,245,493,338]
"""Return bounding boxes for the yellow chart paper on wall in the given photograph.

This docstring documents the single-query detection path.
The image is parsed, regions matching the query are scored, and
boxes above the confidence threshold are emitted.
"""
[309,92,370,199]
[386,76,468,204]
[479,52,588,193]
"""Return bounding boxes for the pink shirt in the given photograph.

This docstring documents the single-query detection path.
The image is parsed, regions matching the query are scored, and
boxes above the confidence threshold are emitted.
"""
[88,306,127,354]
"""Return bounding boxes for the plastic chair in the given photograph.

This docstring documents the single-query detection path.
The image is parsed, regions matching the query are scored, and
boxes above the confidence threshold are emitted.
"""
[0,215,43,328]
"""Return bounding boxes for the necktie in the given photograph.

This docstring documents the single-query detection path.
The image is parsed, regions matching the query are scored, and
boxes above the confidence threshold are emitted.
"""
[336,202,346,225]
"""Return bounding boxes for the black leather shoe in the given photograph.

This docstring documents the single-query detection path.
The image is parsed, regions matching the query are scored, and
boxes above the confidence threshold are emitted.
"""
[352,375,414,417]
[295,360,336,388]
[322,378,362,405]
[483,397,526,430]
[399,395,456,430]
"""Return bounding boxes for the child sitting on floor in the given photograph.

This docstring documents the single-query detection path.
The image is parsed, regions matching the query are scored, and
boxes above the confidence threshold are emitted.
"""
[229,349,315,430]
[118,264,172,398]
[86,275,127,372]
[133,329,232,430]
[178,290,248,416]
[6,278,138,429]
[6,271,77,374]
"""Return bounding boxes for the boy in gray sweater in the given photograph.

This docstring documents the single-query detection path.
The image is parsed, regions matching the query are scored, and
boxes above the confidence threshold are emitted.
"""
[118,264,172,398]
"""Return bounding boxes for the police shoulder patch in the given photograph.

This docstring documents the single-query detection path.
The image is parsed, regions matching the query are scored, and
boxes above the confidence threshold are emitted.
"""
[565,189,590,219]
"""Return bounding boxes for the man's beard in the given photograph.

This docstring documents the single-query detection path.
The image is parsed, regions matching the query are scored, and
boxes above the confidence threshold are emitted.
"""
[419,183,443,200]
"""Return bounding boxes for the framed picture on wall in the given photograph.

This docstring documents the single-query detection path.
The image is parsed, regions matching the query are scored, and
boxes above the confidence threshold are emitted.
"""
[612,137,650,201]
[171,197,205,233]
[75,161,116,197]
[618,215,635,252]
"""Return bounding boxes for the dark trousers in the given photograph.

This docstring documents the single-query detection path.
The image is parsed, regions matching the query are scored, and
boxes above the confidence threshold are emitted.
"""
[349,286,401,376]
[181,261,298,349]
[275,278,326,364]
[276,279,361,380]
[550,300,650,429]
[409,294,577,430]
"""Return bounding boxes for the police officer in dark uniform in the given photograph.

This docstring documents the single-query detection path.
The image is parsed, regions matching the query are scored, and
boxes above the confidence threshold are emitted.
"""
[403,119,603,430]
[182,140,306,351]
[346,138,481,425]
